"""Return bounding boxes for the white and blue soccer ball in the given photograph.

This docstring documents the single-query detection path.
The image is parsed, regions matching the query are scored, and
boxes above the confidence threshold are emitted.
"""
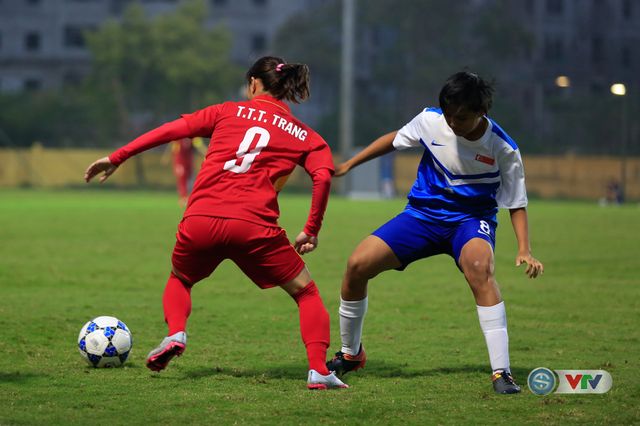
[77,316,132,368]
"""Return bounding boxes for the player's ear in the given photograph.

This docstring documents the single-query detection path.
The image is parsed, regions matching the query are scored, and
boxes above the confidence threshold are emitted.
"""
[248,77,257,97]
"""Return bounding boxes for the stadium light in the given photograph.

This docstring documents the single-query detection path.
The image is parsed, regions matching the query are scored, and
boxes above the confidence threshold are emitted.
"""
[611,82,628,202]
[610,83,626,96]
[555,75,571,88]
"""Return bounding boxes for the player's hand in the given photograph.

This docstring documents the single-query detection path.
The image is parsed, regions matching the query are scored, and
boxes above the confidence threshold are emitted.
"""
[334,162,351,177]
[84,157,118,183]
[294,232,318,255]
[516,252,544,278]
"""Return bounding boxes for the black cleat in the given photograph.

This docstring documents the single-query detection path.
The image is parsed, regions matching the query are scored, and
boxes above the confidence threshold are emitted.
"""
[326,344,366,377]
[492,371,521,394]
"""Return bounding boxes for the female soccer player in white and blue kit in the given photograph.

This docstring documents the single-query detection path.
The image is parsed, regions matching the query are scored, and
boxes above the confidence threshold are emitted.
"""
[327,71,544,394]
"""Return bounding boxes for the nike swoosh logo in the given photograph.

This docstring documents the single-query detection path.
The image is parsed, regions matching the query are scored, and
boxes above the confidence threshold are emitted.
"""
[431,140,445,146]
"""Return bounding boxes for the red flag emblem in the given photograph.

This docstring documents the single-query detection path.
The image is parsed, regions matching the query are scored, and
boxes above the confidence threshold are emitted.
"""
[475,154,495,165]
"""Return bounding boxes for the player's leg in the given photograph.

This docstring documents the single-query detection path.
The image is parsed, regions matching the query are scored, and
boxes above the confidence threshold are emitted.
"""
[229,222,346,389]
[454,220,520,394]
[280,267,331,376]
[280,268,348,390]
[332,235,400,369]
[330,212,438,376]
[147,216,224,372]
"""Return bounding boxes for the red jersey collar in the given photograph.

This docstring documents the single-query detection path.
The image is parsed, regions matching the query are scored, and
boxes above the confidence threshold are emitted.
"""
[253,95,291,114]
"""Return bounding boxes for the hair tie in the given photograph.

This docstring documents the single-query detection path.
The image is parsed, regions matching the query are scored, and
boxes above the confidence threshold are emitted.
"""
[275,63,285,72]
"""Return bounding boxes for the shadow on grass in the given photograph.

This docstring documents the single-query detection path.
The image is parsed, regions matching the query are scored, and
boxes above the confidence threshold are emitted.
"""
[176,363,536,381]
[180,365,304,380]
[0,371,48,383]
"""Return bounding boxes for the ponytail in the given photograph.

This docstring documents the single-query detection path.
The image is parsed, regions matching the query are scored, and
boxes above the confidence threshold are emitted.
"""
[246,56,310,103]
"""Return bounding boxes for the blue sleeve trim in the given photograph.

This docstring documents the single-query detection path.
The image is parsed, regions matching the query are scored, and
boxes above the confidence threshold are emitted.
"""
[489,118,519,150]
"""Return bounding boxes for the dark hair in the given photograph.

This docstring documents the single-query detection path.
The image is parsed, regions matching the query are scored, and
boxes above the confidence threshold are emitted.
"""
[246,56,310,103]
[438,71,494,113]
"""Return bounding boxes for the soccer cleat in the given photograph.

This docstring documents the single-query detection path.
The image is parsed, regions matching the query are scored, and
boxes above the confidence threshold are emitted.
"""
[146,331,187,372]
[492,370,521,394]
[307,369,349,390]
[326,344,367,377]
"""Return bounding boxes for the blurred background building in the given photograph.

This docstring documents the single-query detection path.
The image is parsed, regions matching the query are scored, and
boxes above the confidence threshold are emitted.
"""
[0,0,314,92]
[0,0,638,200]
[505,0,639,151]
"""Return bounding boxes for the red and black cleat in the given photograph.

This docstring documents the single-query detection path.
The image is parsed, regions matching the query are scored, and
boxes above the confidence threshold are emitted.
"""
[326,344,367,377]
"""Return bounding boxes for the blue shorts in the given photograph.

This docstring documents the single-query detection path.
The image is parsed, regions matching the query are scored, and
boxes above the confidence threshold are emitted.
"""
[371,211,496,270]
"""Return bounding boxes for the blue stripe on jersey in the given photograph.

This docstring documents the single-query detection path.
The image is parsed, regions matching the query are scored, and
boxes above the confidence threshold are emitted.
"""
[425,107,443,114]
[406,148,499,223]
[489,118,518,150]
[420,139,500,180]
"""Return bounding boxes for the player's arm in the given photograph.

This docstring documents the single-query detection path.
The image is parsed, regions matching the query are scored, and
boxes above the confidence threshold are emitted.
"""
[85,118,193,183]
[85,104,220,184]
[295,135,335,255]
[336,109,430,176]
[294,166,332,255]
[495,146,543,278]
[335,131,397,177]
[509,207,544,278]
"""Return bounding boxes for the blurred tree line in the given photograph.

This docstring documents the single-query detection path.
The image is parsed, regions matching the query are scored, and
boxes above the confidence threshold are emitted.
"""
[272,0,534,150]
[274,0,638,155]
[0,0,239,148]
[0,0,636,155]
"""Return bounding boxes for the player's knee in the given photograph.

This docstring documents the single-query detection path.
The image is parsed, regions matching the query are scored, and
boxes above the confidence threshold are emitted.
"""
[345,252,377,281]
[461,257,493,284]
[171,268,196,287]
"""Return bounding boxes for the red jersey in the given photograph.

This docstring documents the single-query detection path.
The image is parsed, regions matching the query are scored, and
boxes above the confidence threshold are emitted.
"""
[109,95,334,235]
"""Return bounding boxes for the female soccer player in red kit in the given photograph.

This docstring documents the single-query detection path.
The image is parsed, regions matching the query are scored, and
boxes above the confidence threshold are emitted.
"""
[84,56,347,390]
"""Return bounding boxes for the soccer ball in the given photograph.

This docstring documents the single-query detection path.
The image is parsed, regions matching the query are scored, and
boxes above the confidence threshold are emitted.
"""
[78,316,132,368]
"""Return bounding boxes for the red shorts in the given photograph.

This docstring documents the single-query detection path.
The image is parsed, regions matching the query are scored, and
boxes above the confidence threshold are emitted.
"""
[171,215,305,289]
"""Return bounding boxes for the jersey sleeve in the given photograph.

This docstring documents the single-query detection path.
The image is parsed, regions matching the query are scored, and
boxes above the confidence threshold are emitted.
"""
[392,110,431,150]
[301,134,335,174]
[108,118,192,166]
[495,147,528,209]
[180,104,224,138]
[303,167,332,237]
[299,134,334,236]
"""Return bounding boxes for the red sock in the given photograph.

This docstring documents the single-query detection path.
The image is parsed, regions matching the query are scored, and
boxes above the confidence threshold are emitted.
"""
[163,272,192,336]
[292,281,330,375]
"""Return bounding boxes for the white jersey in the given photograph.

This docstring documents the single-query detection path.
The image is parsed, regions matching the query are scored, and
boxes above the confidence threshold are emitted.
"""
[393,107,527,224]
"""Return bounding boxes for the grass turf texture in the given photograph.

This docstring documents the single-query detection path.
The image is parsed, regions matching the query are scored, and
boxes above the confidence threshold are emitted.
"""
[1,189,638,425]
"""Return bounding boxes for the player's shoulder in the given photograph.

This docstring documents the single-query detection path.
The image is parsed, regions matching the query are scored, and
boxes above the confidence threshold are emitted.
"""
[300,122,327,147]
[218,99,246,112]
[413,106,444,127]
[401,106,442,129]
[488,118,519,152]
[414,106,443,120]
[282,111,326,145]
[424,107,443,116]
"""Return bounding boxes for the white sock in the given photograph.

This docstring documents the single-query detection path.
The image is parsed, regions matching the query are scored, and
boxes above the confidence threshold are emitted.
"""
[339,297,368,356]
[477,301,510,373]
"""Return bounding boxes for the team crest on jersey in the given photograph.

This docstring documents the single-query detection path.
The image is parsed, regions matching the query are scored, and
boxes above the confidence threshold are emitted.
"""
[475,154,495,165]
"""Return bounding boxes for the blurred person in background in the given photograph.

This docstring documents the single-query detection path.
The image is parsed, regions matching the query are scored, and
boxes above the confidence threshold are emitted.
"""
[327,71,544,394]
[163,137,208,206]
[84,56,347,390]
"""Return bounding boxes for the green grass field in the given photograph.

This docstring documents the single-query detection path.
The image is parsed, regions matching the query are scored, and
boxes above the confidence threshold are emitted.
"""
[1,189,639,425]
